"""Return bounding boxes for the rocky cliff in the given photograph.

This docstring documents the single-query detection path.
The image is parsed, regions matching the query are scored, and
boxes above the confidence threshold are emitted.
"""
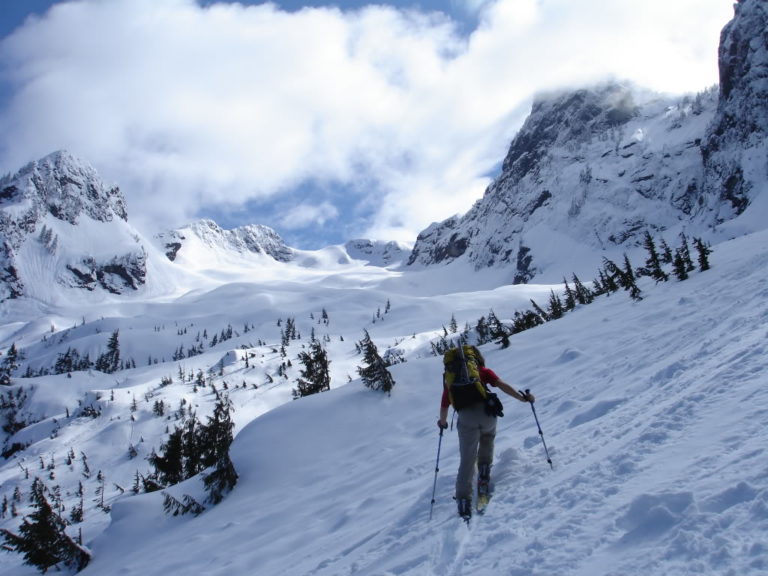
[408,1,767,282]
[0,150,145,298]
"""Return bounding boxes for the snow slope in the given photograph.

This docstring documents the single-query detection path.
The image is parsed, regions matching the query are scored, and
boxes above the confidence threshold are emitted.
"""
[1,226,765,576]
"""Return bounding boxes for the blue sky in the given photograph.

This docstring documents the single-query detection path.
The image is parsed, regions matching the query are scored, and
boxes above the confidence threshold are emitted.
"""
[0,0,734,248]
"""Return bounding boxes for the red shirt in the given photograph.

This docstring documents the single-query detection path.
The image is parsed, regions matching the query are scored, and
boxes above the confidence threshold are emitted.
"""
[441,366,500,408]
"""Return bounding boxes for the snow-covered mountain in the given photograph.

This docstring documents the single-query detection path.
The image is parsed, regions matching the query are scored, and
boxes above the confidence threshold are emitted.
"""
[407,83,718,281]
[407,0,768,283]
[0,153,404,301]
[344,239,409,267]
[0,2,766,575]
[0,151,145,299]
[155,219,294,265]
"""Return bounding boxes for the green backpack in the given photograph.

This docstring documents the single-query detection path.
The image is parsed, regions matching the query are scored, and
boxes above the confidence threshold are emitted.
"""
[443,345,488,410]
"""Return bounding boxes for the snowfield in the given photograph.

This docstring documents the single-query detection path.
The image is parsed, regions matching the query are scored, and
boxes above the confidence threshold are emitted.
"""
[1,227,766,576]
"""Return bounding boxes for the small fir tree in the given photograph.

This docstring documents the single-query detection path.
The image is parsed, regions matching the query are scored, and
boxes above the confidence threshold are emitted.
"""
[292,340,331,399]
[659,238,674,264]
[562,278,577,311]
[672,248,690,280]
[1,478,90,573]
[678,233,695,272]
[571,274,593,305]
[201,396,238,504]
[357,330,396,395]
[693,237,712,271]
[94,330,120,374]
[640,231,669,282]
[147,428,185,487]
[547,290,565,320]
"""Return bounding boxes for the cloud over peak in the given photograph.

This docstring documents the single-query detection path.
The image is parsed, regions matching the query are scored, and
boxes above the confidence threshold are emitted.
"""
[0,0,733,246]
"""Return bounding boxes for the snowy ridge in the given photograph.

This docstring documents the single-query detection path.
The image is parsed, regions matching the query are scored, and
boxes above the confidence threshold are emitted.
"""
[155,219,294,266]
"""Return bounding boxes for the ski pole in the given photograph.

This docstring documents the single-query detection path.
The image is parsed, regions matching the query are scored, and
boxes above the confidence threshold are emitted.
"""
[525,388,553,470]
[429,427,444,520]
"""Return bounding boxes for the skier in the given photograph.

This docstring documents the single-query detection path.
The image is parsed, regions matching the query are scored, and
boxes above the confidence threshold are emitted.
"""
[437,357,533,519]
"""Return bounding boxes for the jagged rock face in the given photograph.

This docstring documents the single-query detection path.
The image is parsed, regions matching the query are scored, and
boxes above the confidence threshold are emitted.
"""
[501,84,639,182]
[409,3,768,281]
[0,151,145,299]
[703,0,768,219]
[64,253,147,294]
[345,239,407,266]
[408,82,717,280]
[0,150,127,233]
[158,219,294,263]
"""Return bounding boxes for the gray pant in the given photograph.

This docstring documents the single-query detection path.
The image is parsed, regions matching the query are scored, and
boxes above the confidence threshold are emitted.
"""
[455,402,496,501]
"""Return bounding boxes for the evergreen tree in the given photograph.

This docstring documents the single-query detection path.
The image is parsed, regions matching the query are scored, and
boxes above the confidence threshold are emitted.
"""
[640,231,669,282]
[0,343,19,385]
[1,478,90,573]
[621,254,643,301]
[292,340,331,399]
[562,278,576,311]
[147,428,185,487]
[181,416,204,479]
[198,396,235,470]
[530,299,550,322]
[659,238,674,264]
[95,330,120,374]
[678,233,695,273]
[672,248,690,280]
[511,310,545,334]
[357,330,396,395]
[486,310,510,347]
[572,274,593,305]
[201,396,238,504]
[693,237,712,271]
[547,290,565,320]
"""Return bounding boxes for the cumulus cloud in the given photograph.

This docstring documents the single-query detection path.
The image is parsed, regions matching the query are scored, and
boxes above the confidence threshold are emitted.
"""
[0,0,733,246]
[277,200,339,230]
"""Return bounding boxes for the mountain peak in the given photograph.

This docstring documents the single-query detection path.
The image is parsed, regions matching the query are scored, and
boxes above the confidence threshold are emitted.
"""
[1,149,127,225]
[0,150,143,299]
[501,82,641,180]
[156,219,294,264]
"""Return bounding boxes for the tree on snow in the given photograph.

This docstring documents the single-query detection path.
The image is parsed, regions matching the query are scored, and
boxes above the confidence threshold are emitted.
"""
[292,340,331,399]
[95,330,120,374]
[201,395,238,504]
[639,231,669,283]
[357,330,396,395]
[1,478,90,573]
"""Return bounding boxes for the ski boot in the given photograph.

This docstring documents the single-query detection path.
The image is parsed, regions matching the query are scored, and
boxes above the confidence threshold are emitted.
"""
[477,463,491,513]
[457,497,472,522]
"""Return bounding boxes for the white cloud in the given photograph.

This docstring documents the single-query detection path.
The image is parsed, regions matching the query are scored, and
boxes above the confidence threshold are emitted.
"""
[0,0,734,245]
[276,200,339,230]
